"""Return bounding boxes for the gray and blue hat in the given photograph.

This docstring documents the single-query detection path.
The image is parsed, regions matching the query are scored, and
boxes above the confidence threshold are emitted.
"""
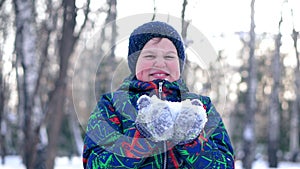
[128,21,186,75]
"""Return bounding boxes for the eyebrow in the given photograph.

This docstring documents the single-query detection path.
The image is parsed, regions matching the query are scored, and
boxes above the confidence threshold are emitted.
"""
[165,51,178,55]
[140,50,177,55]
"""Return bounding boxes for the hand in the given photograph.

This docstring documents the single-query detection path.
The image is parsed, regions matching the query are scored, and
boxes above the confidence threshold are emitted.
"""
[173,99,207,144]
[135,95,174,142]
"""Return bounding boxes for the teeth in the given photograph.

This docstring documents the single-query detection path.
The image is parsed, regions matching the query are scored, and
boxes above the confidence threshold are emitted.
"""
[153,74,168,77]
[150,73,169,77]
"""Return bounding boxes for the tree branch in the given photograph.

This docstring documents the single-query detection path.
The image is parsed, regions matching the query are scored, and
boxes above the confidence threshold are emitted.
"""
[151,0,156,21]
[75,0,90,40]
[0,0,6,9]
[181,0,188,39]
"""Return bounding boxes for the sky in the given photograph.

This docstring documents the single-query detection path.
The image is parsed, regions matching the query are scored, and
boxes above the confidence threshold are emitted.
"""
[117,0,300,35]
[113,0,300,68]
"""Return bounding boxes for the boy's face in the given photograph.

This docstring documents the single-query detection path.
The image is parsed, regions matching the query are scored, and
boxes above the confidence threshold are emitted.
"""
[135,38,180,82]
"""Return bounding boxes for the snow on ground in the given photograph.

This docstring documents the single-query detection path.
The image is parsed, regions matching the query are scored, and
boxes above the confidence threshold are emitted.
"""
[1,156,82,169]
[1,156,300,169]
[235,159,300,169]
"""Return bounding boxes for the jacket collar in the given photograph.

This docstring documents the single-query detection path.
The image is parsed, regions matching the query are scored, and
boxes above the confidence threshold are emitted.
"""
[118,76,189,101]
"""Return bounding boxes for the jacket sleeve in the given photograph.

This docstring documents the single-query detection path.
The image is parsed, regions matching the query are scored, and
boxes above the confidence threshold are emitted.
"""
[175,97,235,169]
[82,94,157,169]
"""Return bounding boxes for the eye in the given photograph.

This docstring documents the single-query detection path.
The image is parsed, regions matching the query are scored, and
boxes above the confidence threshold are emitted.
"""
[143,55,155,59]
[164,55,177,60]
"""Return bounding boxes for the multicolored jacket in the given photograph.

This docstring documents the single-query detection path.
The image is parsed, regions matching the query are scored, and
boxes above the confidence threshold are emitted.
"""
[83,78,234,169]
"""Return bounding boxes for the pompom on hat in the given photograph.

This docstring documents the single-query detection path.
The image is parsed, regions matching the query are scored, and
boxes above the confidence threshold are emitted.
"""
[128,21,186,75]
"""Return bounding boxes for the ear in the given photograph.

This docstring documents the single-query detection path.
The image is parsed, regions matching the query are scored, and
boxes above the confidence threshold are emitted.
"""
[137,95,151,110]
[190,99,202,107]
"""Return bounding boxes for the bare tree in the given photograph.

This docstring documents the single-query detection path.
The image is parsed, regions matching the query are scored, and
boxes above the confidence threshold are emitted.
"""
[0,0,6,9]
[151,0,157,21]
[44,0,77,168]
[13,0,41,168]
[290,9,300,161]
[0,2,9,163]
[181,0,188,40]
[268,16,282,168]
[0,51,5,165]
[242,0,257,168]
[95,0,118,97]
[180,0,192,84]
[45,0,90,168]
[0,13,6,165]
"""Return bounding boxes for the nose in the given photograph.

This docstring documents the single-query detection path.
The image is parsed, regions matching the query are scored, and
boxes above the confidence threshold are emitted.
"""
[153,56,166,68]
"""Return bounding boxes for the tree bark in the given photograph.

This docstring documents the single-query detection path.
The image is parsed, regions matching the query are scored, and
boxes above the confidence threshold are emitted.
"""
[95,0,118,97]
[151,0,157,21]
[0,27,6,165]
[290,28,299,162]
[180,0,191,83]
[0,0,6,9]
[242,0,257,169]
[45,0,77,168]
[68,109,84,156]
[13,0,40,168]
[105,0,117,91]
[268,17,282,168]
[181,0,188,40]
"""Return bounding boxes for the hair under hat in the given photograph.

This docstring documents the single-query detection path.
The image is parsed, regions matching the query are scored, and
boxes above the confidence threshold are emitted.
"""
[128,21,186,75]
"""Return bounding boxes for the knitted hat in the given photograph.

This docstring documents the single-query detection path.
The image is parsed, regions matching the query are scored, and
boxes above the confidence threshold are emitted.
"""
[128,21,186,75]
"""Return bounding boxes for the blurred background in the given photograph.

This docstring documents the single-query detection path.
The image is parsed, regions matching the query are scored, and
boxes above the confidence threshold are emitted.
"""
[1,0,300,169]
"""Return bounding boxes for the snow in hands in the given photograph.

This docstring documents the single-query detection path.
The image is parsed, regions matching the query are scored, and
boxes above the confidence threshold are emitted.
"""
[135,95,207,143]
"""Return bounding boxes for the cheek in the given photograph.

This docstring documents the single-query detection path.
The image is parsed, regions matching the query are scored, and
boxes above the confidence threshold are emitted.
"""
[136,68,150,82]
[136,60,150,73]
[169,61,180,73]
[168,61,180,80]
[135,60,152,79]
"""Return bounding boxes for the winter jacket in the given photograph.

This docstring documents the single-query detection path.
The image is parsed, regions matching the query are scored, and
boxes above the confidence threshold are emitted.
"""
[83,78,234,169]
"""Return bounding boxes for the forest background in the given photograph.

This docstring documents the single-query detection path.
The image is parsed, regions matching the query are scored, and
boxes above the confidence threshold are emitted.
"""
[0,0,300,169]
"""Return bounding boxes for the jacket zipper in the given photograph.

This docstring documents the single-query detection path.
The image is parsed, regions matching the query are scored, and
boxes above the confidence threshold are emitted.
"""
[158,81,167,169]
[158,81,163,99]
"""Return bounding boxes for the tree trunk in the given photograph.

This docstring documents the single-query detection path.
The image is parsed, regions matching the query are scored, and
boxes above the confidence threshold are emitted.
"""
[95,0,118,97]
[0,22,6,164]
[151,0,157,20]
[0,0,7,9]
[106,0,117,90]
[0,121,6,165]
[68,110,84,156]
[0,61,6,165]
[181,0,188,39]
[45,0,77,168]
[13,0,40,168]
[268,18,282,167]
[290,28,299,162]
[242,0,257,169]
[181,0,191,83]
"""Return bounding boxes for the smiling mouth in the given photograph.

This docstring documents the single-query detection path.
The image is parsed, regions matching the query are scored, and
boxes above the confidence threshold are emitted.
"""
[150,73,170,78]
